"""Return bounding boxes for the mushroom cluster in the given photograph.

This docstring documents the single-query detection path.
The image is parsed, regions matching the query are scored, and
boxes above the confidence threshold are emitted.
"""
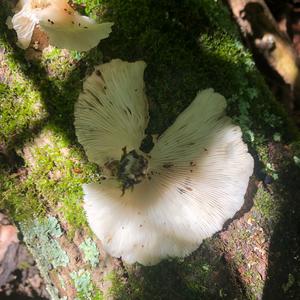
[74,59,254,265]
[7,0,113,51]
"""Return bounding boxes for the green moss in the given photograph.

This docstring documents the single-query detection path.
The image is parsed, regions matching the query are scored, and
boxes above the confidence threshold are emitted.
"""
[254,185,281,223]
[179,261,214,295]
[108,242,240,300]
[20,128,100,234]
[0,126,98,234]
[282,273,296,294]
[0,171,46,222]
[40,47,80,80]
[72,0,106,20]
[197,0,239,36]
[0,34,47,148]
[106,272,127,299]
[0,83,45,145]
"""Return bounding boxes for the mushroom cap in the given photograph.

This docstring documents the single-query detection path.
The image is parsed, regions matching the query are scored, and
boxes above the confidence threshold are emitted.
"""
[9,0,113,51]
[74,59,149,166]
[10,1,39,49]
[78,66,254,265]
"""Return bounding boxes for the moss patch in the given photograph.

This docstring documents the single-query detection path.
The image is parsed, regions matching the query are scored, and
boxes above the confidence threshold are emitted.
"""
[108,240,242,300]
[254,185,280,223]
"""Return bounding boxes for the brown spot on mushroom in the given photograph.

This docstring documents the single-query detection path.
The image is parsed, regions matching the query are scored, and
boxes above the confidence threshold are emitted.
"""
[185,186,193,192]
[204,148,208,151]
[141,245,144,248]
[139,224,143,228]
[190,161,196,167]
[163,163,173,169]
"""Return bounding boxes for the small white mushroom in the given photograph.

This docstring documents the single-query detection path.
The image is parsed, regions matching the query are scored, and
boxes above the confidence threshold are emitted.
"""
[75,60,254,265]
[8,0,113,51]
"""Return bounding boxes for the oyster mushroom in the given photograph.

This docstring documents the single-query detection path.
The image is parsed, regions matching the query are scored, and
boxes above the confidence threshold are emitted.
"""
[74,59,254,265]
[8,0,113,51]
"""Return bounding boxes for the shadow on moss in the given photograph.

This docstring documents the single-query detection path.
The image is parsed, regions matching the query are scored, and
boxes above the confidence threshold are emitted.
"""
[261,146,300,299]
[109,240,244,300]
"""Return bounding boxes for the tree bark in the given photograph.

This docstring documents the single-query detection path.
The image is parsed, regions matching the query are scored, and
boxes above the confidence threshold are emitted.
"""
[226,0,300,110]
[1,1,300,300]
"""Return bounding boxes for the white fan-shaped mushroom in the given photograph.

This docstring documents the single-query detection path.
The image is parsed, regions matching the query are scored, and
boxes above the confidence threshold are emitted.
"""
[77,63,254,265]
[8,0,113,51]
[74,59,149,165]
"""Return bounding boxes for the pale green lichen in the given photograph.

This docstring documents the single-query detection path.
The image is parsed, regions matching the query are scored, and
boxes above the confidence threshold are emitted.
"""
[18,216,69,300]
[79,238,100,268]
[20,216,69,270]
[70,269,102,300]
[71,269,93,299]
